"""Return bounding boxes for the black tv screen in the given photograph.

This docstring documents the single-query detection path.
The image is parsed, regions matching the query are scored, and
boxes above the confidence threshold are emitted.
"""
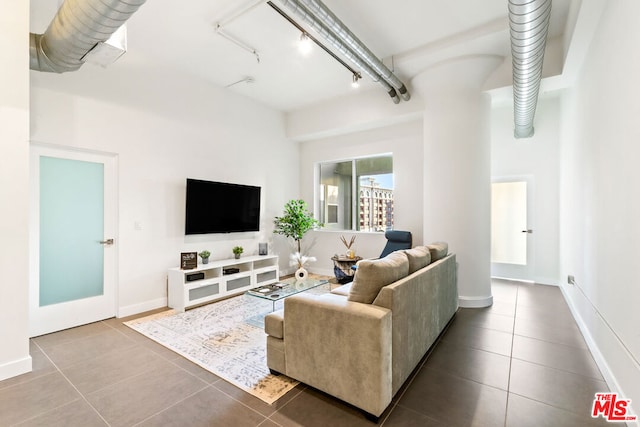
[185,179,261,234]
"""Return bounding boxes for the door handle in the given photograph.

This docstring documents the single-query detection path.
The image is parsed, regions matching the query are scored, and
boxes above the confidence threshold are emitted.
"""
[99,238,114,245]
[521,230,533,234]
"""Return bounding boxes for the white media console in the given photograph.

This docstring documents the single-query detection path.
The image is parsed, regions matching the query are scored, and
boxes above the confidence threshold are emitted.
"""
[168,255,279,312]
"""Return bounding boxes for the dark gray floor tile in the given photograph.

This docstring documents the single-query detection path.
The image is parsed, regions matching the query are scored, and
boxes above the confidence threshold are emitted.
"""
[137,337,184,361]
[515,299,574,322]
[137,387,267,427]
[0,276,615,427]
[516,284,568,309]
[43,328,138,369]
[103,311,173,343]
[60,344,171,394]
[170,355,223,384]
[257,419,281,427]
[85,362,208,426]
[485,299,517,317]
[512,335,603,380]
[399,366,508,427]
[0,346,56,390]
[425,339,511,390]
[491,280,519,304]
[456,308,515,333]
[382,405,444,427]
[15,398,107,427]
[442,320,513,356]
[270,387,376,427]
[506,393,610,427]
[211,376,305,417]
[32,321,113,351]
[390,351,429,405]
[509,359,608,416]
[104,308,169,325]
[0,372,81,426]
[514,316,588,349]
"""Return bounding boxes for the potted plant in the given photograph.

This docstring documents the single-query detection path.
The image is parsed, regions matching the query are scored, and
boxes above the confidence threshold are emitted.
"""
[232,246,243,259]
[198,250,211,264]
[274,199,322,278]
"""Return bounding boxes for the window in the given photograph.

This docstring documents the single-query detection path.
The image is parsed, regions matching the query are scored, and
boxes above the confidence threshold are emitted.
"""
[317,154,393,232]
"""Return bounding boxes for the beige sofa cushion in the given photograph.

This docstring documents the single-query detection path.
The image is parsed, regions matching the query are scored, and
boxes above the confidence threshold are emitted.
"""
[404,246,431,274]
[331,282,352,296]
[348,251,409,304]
[264,309,284,339]
[427,242,448,262]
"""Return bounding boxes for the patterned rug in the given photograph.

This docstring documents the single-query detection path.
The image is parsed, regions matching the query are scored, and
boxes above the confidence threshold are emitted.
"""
[124,284,330,404]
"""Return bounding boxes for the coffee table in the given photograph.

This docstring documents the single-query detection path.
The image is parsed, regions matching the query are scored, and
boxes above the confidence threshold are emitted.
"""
[246,276,329,311]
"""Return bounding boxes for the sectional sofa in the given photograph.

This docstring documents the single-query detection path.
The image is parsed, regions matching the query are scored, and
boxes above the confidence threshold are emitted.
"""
[264,243,458,419]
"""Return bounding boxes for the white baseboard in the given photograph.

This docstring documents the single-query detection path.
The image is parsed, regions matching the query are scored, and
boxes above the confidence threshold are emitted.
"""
[559,284,640,426]
[117,297,167,318]
[0,355,32,382]
[491,275,535,284]
[458,294,494,308]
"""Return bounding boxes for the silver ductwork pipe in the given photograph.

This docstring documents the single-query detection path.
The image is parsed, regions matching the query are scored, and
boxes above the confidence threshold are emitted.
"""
[277,0,405,103]
[509,0,552,138]
[299,0,410,102]
[30,0,147,73]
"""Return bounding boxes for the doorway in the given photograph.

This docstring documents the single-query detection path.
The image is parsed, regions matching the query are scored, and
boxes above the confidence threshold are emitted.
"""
[491,177,534,281]
[29,144,117,337]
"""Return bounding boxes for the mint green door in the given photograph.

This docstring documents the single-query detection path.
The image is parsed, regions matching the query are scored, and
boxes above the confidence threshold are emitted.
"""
[30,145,116,336]
[39,156,105,306]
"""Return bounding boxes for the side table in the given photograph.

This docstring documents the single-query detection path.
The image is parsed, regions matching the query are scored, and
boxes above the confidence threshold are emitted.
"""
[331,255,362,284]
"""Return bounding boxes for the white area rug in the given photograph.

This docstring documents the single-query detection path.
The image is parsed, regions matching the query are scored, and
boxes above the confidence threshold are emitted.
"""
[124,287,328,404]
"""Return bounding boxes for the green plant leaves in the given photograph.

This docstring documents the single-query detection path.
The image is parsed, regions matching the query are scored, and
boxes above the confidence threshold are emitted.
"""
[273,200,322,252]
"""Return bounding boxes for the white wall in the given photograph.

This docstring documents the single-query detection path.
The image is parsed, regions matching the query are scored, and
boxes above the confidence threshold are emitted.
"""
[559,0,640,410]
[30,66,299,316]
[298,120,424,276]
[491,95,561,285]
[0,1,32,380]
[285,86,423,142]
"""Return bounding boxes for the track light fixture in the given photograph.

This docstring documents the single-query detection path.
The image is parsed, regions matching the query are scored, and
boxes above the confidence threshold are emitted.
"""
[299,32,312,55]
[351,73,361,88]
[268,1,363,86]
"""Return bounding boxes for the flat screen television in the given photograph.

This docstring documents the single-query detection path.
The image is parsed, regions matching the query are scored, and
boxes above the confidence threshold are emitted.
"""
[185,178,261,235]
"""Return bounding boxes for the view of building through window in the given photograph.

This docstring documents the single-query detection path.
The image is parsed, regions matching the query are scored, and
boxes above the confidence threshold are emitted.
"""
[359,174,394,232]
[317,155,393,232]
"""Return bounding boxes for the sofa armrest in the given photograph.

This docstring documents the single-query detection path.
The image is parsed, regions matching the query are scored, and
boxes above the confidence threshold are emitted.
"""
[283,293,392,417]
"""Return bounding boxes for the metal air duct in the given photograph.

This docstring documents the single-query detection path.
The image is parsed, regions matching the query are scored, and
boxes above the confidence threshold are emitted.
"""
[277,0,406,103]
[509,0,552,138]
[298,0,410,102]
[30,0,147,73]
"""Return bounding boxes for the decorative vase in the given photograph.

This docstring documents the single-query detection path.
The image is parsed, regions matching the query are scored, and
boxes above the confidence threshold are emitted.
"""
[346,249,355,259]
[234,253,241,259]
[295,267,308,280]
[202,257,209,264]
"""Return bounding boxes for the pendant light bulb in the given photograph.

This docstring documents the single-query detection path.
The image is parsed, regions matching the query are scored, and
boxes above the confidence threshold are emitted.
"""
[351,73,361,89]
[299,32,312,55]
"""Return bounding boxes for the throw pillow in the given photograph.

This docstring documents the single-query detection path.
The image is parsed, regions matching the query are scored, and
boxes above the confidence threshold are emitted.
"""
[404,246,431,274]
[348,251,409,304]
[427,242,448,262]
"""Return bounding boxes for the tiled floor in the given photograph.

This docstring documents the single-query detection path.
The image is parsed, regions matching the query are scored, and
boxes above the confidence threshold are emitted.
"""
[0,279,611,426]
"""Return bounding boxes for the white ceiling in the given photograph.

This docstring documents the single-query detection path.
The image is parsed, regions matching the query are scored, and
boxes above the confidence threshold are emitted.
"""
[30,0,575,112]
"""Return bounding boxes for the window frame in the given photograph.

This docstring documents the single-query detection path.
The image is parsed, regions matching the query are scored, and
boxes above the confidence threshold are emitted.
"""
[314,153,393,233]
